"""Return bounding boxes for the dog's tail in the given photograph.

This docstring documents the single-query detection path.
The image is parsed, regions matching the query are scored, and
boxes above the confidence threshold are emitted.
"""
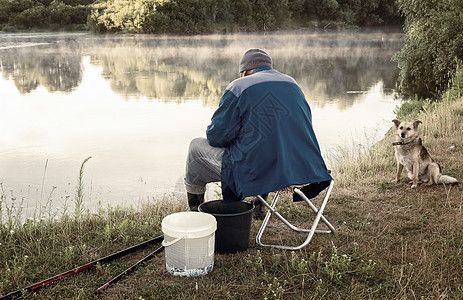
[437,174,459,185]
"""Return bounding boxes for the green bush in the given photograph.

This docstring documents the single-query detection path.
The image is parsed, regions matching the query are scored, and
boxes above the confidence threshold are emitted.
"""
[50,1,72,25]
[442,62,463,101]
[8,0,41,13]
[6,0,90,29]
[0,0,11,23]
[394,97,435,120]
[231,0,254,30]
[152,0,215,34]
[13,5,50,28]
[393,0,463,99]
[142,9,172,34]
[395,62,463,119]
[336,0,402,26]
[49,1,90,25]
[88,0,156,33]
[315,0,339,20]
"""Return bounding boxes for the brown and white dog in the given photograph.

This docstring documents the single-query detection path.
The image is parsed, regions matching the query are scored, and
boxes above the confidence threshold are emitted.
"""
[392,119,458,188]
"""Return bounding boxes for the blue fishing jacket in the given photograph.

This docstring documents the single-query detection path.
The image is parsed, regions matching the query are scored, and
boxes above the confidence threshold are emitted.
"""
[206,66,332,202]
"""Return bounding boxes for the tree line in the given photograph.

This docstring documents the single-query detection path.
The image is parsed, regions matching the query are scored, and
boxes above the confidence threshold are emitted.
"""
[2,0,462,101]
[1,0,402,33]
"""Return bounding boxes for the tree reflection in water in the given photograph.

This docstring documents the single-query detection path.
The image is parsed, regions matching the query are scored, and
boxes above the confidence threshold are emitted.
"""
[0,30,402,108]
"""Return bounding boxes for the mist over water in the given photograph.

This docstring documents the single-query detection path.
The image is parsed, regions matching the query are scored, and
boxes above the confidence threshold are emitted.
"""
[0,29,403,218]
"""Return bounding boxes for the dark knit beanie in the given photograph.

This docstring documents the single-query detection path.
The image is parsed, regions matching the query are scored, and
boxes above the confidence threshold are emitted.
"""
[239,49,273,73]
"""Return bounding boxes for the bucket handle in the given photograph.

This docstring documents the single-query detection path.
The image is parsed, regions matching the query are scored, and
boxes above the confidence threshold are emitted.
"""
[161,236,184,247]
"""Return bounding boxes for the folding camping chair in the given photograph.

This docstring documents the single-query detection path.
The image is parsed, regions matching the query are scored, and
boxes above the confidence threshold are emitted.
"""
[255,179,335,250]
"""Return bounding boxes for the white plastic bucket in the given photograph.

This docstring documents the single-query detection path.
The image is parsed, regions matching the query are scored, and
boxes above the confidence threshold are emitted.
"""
[161,211,217,277]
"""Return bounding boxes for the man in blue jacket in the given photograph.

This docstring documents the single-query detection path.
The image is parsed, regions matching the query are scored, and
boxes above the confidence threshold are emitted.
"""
[184,49,332,214]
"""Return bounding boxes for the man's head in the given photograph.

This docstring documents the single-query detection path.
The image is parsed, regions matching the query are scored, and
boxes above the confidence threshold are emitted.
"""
[239,49,272,76]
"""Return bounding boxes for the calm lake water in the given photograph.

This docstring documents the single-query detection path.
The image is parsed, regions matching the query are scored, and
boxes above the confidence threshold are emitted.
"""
[0,29,403,218]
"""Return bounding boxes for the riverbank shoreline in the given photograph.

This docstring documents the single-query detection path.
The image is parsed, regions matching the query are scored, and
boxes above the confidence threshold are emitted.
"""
[0,24,404,36]
[1,90,462,298]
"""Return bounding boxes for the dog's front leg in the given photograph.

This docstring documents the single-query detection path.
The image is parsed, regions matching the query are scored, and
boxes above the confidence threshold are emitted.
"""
[393,162,403,183]
[411,161,419,188]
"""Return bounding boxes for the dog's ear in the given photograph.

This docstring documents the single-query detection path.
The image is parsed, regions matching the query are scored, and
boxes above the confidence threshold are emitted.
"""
[392,119,401,127]
[413,120,422,128]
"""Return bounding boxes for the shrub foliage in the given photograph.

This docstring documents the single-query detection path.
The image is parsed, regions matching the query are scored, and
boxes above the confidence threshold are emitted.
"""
[393,0,463,99]
[0,0,91,30]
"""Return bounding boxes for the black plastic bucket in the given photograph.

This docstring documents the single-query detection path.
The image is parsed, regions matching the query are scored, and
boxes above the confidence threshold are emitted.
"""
[199,200,253,254]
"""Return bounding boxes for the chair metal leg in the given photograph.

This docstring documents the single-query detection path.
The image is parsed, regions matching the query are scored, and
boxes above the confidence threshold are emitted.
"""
[256,180,335,250]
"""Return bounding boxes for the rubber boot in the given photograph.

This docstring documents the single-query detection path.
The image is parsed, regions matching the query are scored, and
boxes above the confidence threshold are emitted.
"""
[187,192,205,211]
[252,193,268,220]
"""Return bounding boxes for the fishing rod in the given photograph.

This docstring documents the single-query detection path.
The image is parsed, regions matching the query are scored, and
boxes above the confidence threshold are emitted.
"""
[1,235,163,300]
[96,245,165,293]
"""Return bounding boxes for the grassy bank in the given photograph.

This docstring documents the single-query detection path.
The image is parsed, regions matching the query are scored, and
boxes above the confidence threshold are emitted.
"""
[1,100,463,298]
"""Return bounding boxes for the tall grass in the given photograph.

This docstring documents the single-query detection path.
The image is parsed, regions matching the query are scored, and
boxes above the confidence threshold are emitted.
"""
[327,139,394,190]
[0,181,185,298]
[0,183,25,232]
[75,156,92,220]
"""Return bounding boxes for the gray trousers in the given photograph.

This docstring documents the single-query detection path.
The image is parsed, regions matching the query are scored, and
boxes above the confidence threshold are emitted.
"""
[184,137,224,195]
